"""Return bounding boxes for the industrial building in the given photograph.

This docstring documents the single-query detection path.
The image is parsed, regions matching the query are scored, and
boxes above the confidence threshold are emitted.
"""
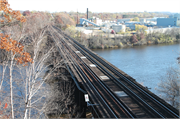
[125,21,141,30]
[80,18,100,27]
[157,18,178,27]
[117,18,158,26]
[145,27,180,34]
[139,18,146,24]
[174,13,180,20]
[169,13,180,20]
[117,18,131,23]
[111,24,126,32]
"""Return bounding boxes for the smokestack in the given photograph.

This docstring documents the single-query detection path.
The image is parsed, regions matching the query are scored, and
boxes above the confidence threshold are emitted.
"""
[87,8,88,19]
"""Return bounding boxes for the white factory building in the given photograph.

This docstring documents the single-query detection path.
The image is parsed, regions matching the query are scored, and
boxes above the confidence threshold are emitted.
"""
[111,24,126,32]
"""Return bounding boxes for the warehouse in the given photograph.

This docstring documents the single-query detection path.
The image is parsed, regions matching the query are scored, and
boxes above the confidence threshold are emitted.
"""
[157,18,178,27]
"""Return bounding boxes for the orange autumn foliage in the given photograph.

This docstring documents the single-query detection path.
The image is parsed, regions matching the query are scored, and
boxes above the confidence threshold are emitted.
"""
[0,34,33,66]
[4,103,7,109]
[0,0,26,23]
[0,101,10,119]
[0,0,33,66]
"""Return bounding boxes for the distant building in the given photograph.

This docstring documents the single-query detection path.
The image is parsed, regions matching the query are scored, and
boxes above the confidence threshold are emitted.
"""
[157,18,178,27]
[169,15,174,18]
[139,18,146,24]
[177,20,180,26]
[95,18,102,26]
[111,24,126,32]
[103,22,116,28]
[145,27,180,34]
[125,21,140,30]
[80,18,100,27]
[146,17,166,23]
[117,18,131,23]
[172,13,180,20]
[167,13,180,26]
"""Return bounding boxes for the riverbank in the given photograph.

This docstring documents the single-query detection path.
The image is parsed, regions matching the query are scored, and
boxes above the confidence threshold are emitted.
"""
[75,29,180,49]
[80,27,180,49]
[85,39,180,50]
[90,41,180,50]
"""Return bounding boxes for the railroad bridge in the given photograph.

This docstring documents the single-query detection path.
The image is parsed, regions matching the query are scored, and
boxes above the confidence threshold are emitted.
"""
[47,26,179,118]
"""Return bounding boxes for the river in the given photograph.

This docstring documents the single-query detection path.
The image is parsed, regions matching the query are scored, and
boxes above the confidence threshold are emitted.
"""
[92,43,180,96]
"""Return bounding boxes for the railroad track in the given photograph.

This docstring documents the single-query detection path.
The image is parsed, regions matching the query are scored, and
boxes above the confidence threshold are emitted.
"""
[49,26,136,118]
[49,25,179,118]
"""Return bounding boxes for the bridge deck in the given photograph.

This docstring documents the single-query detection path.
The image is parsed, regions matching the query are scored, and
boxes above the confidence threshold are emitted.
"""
[48,25,179,118]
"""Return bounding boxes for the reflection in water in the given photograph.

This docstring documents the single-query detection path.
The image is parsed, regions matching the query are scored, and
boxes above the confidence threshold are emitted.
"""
[93,43,180,95]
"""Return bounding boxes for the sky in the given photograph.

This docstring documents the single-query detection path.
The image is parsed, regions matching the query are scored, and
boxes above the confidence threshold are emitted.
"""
[8,0,180,13]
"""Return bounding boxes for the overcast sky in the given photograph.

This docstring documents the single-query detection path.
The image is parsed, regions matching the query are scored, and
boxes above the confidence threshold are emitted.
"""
[8,0,180,13]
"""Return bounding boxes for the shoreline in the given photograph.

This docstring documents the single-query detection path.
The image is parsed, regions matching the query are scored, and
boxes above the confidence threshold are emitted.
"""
[90,41,180,50]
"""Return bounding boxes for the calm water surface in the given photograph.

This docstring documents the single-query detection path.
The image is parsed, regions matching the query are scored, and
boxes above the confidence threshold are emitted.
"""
[93,43,180,95]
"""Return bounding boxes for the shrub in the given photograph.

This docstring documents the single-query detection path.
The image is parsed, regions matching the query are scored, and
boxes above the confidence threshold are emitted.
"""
[130,34,138,43]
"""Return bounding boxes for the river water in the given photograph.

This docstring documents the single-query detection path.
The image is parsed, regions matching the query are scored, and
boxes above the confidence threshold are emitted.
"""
[93,43,180,96]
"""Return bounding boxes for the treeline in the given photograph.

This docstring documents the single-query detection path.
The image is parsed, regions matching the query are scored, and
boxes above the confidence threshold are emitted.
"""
[20,10,171,29]
[67,11,170,21]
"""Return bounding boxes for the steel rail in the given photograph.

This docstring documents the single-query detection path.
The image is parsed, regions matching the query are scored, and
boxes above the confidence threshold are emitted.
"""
[50,27,119,118]
[47,30,87,94]
[50,28,107,118]
[70,37,165,118]
[59,33,126,118]
[60,34,136,118]
[52,26,179,118]
[53,27,173,118]
[52,27,164,118]
[51,26,158,117]
[70,36,179,118]
[49,30,102,118]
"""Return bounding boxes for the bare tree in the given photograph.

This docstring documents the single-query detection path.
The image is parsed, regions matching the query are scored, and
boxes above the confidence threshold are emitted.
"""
[0,12,62,119]
[158,67,180,109]
[0,49,9,90]
[1,10,79,119]
[18,13,60,119]
[45,76,75,118]
[0,19,29,119]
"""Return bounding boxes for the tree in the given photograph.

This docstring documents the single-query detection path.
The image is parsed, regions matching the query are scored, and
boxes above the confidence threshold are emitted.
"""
[15,12,58,119]
[0,1,64,118]
[126,27,131,32]
[130,34,138,43]
[23,10,31,16]
[130,17,139,22]
[0,1,31,118]
[0,1,86,118]
[45,76,77,118]
[140,32,145,40]
[54,13,75,30]
[158,67,180,109]
[135,24,147,33]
